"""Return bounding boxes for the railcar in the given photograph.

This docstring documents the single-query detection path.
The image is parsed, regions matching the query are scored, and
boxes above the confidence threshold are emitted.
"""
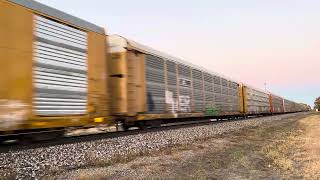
[0,0,309,140]
[0,0,110,137]
[269,94,284,114]
[240,85,270,115]
[283,99,297,113]
[301,103,311,111]
[284,99,310,112]
[108,35,242,127]
[295,102,308,112]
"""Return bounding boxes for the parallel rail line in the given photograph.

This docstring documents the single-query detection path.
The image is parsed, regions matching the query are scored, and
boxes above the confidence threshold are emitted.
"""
[0,113,291,153]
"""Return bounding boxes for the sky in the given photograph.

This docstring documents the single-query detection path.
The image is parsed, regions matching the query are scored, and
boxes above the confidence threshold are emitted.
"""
[36,0,320,106]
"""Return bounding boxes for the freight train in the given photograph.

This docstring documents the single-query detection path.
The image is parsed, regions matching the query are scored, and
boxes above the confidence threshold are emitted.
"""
[0,0,310,140]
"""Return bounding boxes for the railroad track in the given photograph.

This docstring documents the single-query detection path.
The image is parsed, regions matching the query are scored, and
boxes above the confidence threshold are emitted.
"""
[0,112,308,179]
[0,114,275,153]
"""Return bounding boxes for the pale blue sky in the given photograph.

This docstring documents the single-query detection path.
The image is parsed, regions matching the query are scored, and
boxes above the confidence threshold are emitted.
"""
[37,0,320,106]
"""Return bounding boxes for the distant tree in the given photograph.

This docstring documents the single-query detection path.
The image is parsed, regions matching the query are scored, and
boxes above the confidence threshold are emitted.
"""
[315,97,320,109]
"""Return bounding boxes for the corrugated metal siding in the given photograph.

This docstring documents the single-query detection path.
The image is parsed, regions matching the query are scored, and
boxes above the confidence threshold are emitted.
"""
[246,87,269,114]
[9,0,104,34]
[192,69,204,112]
[145,55,165,113]
[220,79,228,112]
[230,82,240,112]
[166,60,178,113]
[33,15,88,116]
[178,64,192,112]
[145,54,240,115]
[213,76,222,110]
[271,95,283,113]
[204,73,214,107]
[35,16,87,49]
[284,99,295,113]
[202,74,239,114]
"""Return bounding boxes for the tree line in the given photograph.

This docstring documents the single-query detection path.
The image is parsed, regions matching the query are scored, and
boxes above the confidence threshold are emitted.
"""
[315,97,320,109]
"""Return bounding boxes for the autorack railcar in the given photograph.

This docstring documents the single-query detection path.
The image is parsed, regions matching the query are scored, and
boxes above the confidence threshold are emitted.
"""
[283,99,296,113]
[240,84,270,115]
[0,0,309,139]
[269,94,284,114]
[0,0,110,136]
[109,35,262,128]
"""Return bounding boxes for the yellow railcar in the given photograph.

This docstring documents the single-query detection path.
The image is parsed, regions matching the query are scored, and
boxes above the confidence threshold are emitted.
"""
[0,0,308,138]
[0,0,110,135]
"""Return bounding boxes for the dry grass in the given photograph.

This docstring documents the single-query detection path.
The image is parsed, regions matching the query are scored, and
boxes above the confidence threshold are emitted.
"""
[160,116,312,179]
[298,115,320,179]
[77,171,107,180]
[259,122,303,172]
[230,148,251,168]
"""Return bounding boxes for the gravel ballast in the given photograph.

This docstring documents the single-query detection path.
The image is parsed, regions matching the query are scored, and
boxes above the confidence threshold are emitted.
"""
[0,113,308,179]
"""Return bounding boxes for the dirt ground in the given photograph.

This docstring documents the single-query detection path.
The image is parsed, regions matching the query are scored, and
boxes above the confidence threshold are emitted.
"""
[59,113,320,179]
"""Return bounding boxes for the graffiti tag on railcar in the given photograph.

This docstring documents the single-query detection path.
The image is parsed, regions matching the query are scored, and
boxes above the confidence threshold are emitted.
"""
[179,96,191,112]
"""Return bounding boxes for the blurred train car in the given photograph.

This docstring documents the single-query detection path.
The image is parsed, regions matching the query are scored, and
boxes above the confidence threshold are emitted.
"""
[240,85,270,115]
[296,103,309,112]
[0,0,110,136]
[283,99,297,113]
[269,94,284,114]
[108,35,309,128]
[284,99,309,113]
[0,0,309,139]
[108,35,242,127]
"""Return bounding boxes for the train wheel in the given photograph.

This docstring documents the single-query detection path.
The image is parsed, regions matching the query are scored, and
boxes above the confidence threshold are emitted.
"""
[0,136,4,144]
[137,121,147,130]
[122,123,130,131]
